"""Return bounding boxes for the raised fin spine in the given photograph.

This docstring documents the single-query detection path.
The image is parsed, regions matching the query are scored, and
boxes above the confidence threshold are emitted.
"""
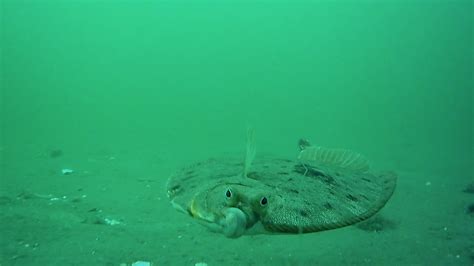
[243,127,256,177]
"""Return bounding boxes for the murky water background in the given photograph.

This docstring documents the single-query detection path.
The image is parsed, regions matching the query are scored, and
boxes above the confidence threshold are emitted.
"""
[1,1,472,265]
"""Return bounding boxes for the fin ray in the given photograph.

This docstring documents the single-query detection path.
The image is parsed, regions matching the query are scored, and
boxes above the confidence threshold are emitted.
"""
[298,146,369,173]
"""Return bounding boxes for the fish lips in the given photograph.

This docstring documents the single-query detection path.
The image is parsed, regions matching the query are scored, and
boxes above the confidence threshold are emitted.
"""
[192,206,250,238]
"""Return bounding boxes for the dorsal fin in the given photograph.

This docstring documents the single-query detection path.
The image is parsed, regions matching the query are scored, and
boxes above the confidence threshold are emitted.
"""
[298,146,370,173]
[243,127,256,177]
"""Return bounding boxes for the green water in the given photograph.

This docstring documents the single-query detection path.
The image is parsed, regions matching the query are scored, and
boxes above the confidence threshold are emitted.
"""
[1,1,472,265]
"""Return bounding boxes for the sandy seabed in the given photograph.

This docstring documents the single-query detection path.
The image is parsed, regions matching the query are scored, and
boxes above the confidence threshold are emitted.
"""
[1,147,472,266]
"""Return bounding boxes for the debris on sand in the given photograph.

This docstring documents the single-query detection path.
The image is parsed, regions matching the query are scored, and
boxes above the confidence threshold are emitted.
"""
[49,149,63,158]
[356,214,397,232]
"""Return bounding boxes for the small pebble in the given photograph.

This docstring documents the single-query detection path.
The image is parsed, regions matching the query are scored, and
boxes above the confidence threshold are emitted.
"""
[466,203,474,214]
[463,182,474,193]
[50,149,63,158]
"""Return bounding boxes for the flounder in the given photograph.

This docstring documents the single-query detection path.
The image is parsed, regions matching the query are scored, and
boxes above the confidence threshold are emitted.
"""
[167,128,397,238]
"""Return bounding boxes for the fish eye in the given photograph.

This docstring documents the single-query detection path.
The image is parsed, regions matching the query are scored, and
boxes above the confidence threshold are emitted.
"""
[225,189,232,198]
[260,196,268,206]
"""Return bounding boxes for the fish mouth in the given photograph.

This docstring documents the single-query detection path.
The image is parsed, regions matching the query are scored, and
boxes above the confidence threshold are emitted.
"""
[189,199,249,238]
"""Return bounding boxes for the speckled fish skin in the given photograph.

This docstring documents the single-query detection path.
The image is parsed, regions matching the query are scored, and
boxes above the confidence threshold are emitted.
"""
[167,156,397,237]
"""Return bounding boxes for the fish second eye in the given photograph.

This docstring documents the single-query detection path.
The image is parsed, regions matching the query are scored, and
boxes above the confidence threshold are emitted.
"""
[260,196,268,206]
[225,189,232,198]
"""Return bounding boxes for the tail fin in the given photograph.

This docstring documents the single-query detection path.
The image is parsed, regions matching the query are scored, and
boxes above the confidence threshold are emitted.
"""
[243,127,256,177]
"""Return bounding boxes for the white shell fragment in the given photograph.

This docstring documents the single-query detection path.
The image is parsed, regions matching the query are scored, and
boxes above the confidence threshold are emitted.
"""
[131,261,151,266]
[61,168,74,175]
[104,218,123,226]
